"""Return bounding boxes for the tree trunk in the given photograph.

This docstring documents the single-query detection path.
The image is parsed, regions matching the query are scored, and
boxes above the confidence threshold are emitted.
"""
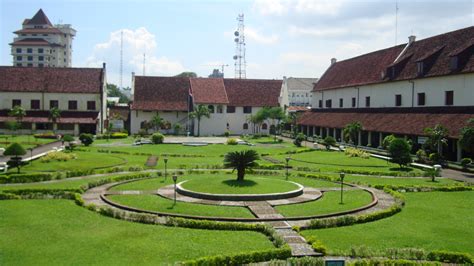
[197,118,201,137]
[237,168,245,181]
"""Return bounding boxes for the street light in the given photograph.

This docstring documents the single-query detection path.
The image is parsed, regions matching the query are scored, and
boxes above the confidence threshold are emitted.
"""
[340,172,345,204]
[285,157,291,180]
[164,157,168,181]
[172,174,178,205]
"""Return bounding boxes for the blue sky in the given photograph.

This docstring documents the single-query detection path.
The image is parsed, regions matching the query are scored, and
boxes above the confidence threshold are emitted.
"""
[1,0,473,87]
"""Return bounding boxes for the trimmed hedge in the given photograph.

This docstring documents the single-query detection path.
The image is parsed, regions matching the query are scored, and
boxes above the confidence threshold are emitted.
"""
[374,184,473,192]
[347,259,440,266]
[427,250,473,264]
[180,247,292,265]
[0,192,21,200]
[0,172,55,183]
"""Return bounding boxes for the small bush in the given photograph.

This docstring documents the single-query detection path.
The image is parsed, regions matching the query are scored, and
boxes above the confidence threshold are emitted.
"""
[226,138,238,145]
[0,172,55,183]
[33,132,57,139]
[293,133,305,147]
[323,136,336,150]
[79,133,94,146]
[345,147,370,158]
[427,250,473,264]
[40,151,76,162]
[111,132,128,139]
[429,153,441,164]
[151,132,164,144]
[224,131,230,137]
[416,149,428,163]
[306,237,327,255]
[460,158,472,169]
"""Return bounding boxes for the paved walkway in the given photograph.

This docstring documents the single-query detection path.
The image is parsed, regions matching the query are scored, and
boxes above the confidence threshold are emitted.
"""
[441,168,474,184]
[0,140,63,164]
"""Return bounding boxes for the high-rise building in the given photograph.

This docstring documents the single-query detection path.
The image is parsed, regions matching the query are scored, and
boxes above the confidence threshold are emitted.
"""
[10,9,76,68]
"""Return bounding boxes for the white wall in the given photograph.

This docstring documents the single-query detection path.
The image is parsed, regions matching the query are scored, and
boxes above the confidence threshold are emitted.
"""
[0,92,101,111]
[312,73,474,108]
[130,110,188,134]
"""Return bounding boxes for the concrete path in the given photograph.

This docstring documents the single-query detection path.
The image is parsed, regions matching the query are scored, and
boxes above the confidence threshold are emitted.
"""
[0,140,63,164]
[441,168,474,184]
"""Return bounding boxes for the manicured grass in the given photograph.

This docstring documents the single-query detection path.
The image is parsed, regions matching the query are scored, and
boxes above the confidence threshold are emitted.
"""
[106,194,255,218]
[301,191,474,256]
[0,135,55,149]
[181,176,300,194]
[275,190,373,217]
[343,174,460,187]
[0,200,274,264]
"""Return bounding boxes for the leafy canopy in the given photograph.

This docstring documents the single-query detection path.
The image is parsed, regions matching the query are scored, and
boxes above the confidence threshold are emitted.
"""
[389,138,412,168]
[223,150,260,181]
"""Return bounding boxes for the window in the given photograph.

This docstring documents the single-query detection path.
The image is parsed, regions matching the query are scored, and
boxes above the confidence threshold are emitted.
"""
[395,94,402,107]
[31,100,40,110]
[16,63,22,67]
[417,93,425,106]
[226,106,235,113]
[16,48,21,53]
[325,99,332,108]
[262,123,268,130]
[27,48,32,53]
[208,105,215,113]
[12,99,21,108]
[38,56,44,61]
[365,96,371,107]
[87,101,96,110]
[243,123,248,130]
[216,105,223,113]
[50,100,59,109]
[38,63,44,67]
[27,63,33,67]
[38,48,44,53]
[16,56,22,61]
[445,91,454,106]
[27,56,33,61]
[68,100,77,110]
[318,100,322,108]
[243,106,252,113]
[352,97,356,107]
[339,98,343,108]
[417,62,424,76]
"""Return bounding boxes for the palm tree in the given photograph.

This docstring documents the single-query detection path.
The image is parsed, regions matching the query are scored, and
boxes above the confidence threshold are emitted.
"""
[424,124,449,156]
[49,107,61,135]
[8,105,26,136]
[189,104,210,136]
[150,113,164,132]
[223,150,260,181]
[343,122,362,145]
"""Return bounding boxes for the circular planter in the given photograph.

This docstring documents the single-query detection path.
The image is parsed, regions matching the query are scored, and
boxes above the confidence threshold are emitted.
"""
[176,180,304,201]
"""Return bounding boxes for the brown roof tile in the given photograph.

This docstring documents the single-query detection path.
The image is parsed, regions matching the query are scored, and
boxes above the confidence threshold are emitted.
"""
[131,76,190,111]
[224,78,282,107]
[0,66,104,94]
[190,78,228,104]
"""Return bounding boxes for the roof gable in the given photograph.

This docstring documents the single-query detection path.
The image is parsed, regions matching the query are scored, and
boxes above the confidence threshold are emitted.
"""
[131,76,190,111]
[224,78,282,107]
[27,9,53,26]
[190,78,228,104]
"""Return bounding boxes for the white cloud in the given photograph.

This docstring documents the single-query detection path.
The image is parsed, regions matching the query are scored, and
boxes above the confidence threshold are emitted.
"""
[288,26,348,38]
[86,27,186,87]
[253,0,345,16]
[225,26,279,45]
[252,0,286,16]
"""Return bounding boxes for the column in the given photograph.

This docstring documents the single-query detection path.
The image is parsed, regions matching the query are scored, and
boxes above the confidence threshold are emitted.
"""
[319,127,323,137]
[333,128,337,138]
[340,129,345,143]
[312,126,316,137]
[367,131,372,146]
[326,128,330,138]
[31,123,36,131]
[53,123,58,132]
[379,132,383,148]
[74,124,80,136]
[456,140,462,162]
[357,131,362,146]
[306,126,310,137]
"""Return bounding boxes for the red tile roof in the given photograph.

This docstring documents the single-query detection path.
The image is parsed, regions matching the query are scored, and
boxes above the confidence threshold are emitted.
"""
[287,106,310,112]
[10,38,60,47]
[14,28,63,34]
[0,66,104,94]
[224,78,282,107]
[190,78,228,104]
[297,108,474,138]
[131,76,190,111]
[0,110,98,124]
[315,26,474,91]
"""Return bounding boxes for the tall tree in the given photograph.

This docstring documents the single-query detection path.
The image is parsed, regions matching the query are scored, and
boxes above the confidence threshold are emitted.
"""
[266,107,285,141]
[106,84,130,103]
[189,104,210,136]
[459,118,474,154]
[389,138,412,169]
[223,150,259,181]
[424,124,449,156]
[8,105,26,125]
[175,72,197,78]
[4,142,26,173]
[343,122,362,145]
[150,113,164,132]
[49,107,61,134]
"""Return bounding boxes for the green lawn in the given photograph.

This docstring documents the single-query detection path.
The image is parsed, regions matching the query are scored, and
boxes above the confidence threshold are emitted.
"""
[0,200,274,264]
[0,135,55,149]
[343,174,460,187]
[181,176,300,194]
[301,191,474,256]
[276,190,373,217]
[106,194,255,218]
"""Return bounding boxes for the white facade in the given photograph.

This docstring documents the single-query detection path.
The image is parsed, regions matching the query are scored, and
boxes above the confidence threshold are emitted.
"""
[312,73,474,109]
[130,110,188,135]
[0,92,100,111]
[280,77,318,108]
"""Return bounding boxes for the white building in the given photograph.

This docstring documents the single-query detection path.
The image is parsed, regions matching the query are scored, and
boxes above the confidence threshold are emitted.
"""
[0,65,107,135]
[298,26,474,161]
[130,76,282,136]
[10,9,75,68]
[279,77,318,108]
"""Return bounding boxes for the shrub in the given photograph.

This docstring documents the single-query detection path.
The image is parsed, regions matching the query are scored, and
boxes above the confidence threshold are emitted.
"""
[0,172,55,183]
[345,147,370,158]
[226,138,238,145]
[460,158,472,169]
[382,134,396,149]
[224,131,230,137]
[180,247,292,265]
[151,132,164,144]
[429,153,441,164]
[389,138,412,168]
[79,133,94,146]
[294,133,305,147]
[4,142,26,173]
[323,136,336,150]
[40,151,76,163]
[306,237,328,255]
[426,250,473,264]
[416,149,428,163]
[111,132,128,139]
[33,132,57,139]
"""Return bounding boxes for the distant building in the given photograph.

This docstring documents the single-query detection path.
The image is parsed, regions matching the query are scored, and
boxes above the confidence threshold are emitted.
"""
[279,77,319,108]
[208,69,224,78]
[0,65,107,135]
[10,9,76,68]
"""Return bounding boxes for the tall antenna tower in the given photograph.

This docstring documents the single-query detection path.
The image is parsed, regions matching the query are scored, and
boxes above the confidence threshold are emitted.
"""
[233,13,246,79]
[395,0,399,45]
[120,30,123,89]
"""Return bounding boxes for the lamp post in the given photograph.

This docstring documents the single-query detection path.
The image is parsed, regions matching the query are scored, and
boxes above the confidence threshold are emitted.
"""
[172,174,178,205]
[340,172,345,204]
[164,157,168,181]
[285,157,291,180]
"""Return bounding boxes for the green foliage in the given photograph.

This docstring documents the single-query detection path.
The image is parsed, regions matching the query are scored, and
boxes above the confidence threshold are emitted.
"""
[0,192,21,200]
[389,138,412,168]
[190,104,211,136]
[223,150,260,181]
[4,142,26,173]
[62,134,75,151]
[79,133,94,146]
[293,133,305,147]
[5,120,20,133]
[106,83,130,103]
[426,250,473,264]
[224,131,230,137]
[8,105,26,123]
[424,124,449,155]
[382,134,396,150]
[150,113,164,131]
[48,107,61,123]
[428,153,440,164]
[347,258,440,266]
[345,147,370,158]
[0,173,55,183]
[343,121,362,144]
[459,118,474,153]
[41,151,76,163]
[306,237,328,255]
[181,247,292,265]
[175,71,197,78]
[416,149,428,163]
[226,138,238,145]
[151,132,165,144]
[323,136,336,150]
[110,132,128,139]
[460,158,472,169]
[34,132,57,139]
